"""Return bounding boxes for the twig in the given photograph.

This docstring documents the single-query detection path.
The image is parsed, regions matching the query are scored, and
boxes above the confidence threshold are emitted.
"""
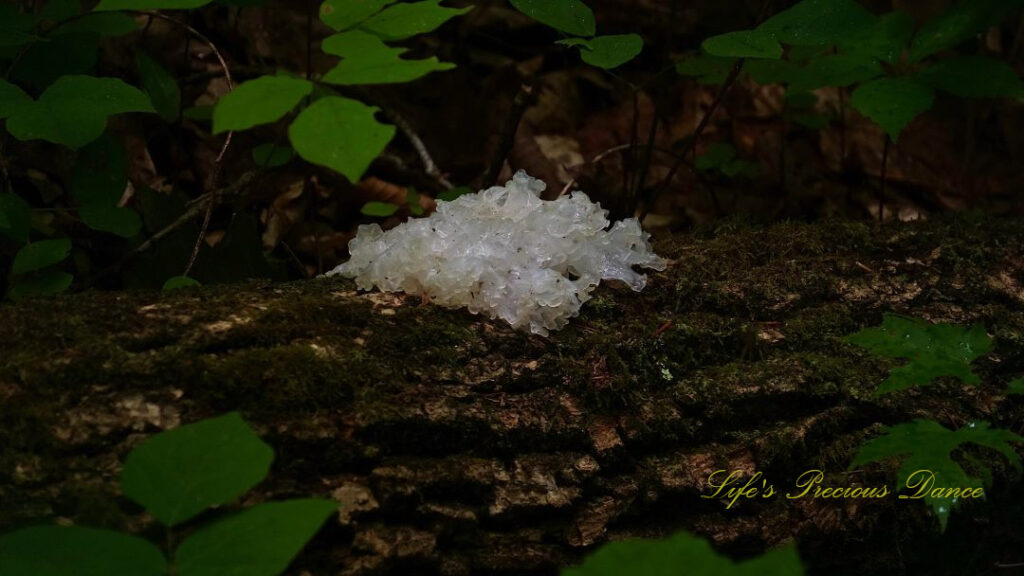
[381,108,454,190]
[483,79,535,187]
[642,58,745,221]
[89,172,258,285]
[133,11,236,275]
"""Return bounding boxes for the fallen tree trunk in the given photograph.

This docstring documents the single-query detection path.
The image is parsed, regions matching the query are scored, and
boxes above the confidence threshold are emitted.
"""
[1,217,1023,575]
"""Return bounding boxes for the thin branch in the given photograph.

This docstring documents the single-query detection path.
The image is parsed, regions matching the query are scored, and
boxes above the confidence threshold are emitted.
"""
[381,108,454,190]
[642,58,745,220]
[89,171,258,285]
[133,11,236,275]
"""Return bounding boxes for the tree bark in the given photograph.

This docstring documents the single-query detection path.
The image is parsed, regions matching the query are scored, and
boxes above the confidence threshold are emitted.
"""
[1,217,1023,575]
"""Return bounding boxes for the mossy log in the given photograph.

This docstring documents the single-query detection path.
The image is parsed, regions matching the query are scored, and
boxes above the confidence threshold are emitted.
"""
[2,217,1024,575]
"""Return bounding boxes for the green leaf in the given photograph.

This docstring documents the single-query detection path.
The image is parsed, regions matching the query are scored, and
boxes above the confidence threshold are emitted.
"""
[8,270,74,300]
[183,105,214,121]
[288,96,396,183]
[360,0,472,42]
[175,499,337,576]
[6,75,154,148]
[562,531,803,575]
[0,5,40,48]
[41,0,83,23]
[744,59,800,84]
[908,0,1015,63]
[702,30,781,59]
[95,0,214,10]
[163,275,201,290]
[788,54,883,93]
[120,412,274,527]
[838,10,914,64]
[80,204,143,237]
[851,419,1023,530]
[361,201,400,217]
[850,77,934,141]
[0,79,32,120]
[9,33,99,92]
[558,34,643,69]
[675,54,737,84]
[73,132,128,206]
[437,186,471,202]
[845,314,992,394]
[213,75,313,134]
[319,0,395,31]
[137,52,182,122]
[321,30,455,85]
[0,193,32,243]
[1009,377,1024,395]
[251,143,294,167]
[721,158,758,178]
[0,525,167,576]
[71,134,140,237]
[757,0,876,47]
[12,238,72,275]
[509,0,595,37]
[696,142,736,172]
[55,12,139,36]
[914,56,1024,99]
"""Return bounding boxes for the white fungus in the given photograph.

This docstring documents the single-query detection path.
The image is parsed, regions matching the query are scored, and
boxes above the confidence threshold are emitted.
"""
[327,170,666,335]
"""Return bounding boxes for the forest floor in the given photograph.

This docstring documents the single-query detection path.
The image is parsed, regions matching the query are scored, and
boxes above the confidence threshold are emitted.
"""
[2,215,1024,575]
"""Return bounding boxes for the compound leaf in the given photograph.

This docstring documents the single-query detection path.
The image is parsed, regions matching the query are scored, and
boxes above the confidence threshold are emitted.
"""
[0,193,31,243]
[8,270,74,301]
[121,412,274,527]
[845,314,992,394]
[288,96,396,183]
[915,56,1024,99]
[758,0,876,47]
[137,52,181,122]
[509,0,595,37]
[562,531,803,575]
[850,77,934,141]
[0,525,166,576]
[788,53,882,93]
[80,204,142,238]
[909,0,1016,63]
[702,29,781,59]
[6,75,154,148]
[838,10,914,64]
[319,0,394,31]
[0,79,32,119]
[360,0,471,42]
[559,34,643,69]
[12,238,72,275]
[851,419,1023,530]
[213,75,313,134]
[676,54,738,84]
[251,143,294,167]
[175,499,337,576]
[321,30,454,85]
